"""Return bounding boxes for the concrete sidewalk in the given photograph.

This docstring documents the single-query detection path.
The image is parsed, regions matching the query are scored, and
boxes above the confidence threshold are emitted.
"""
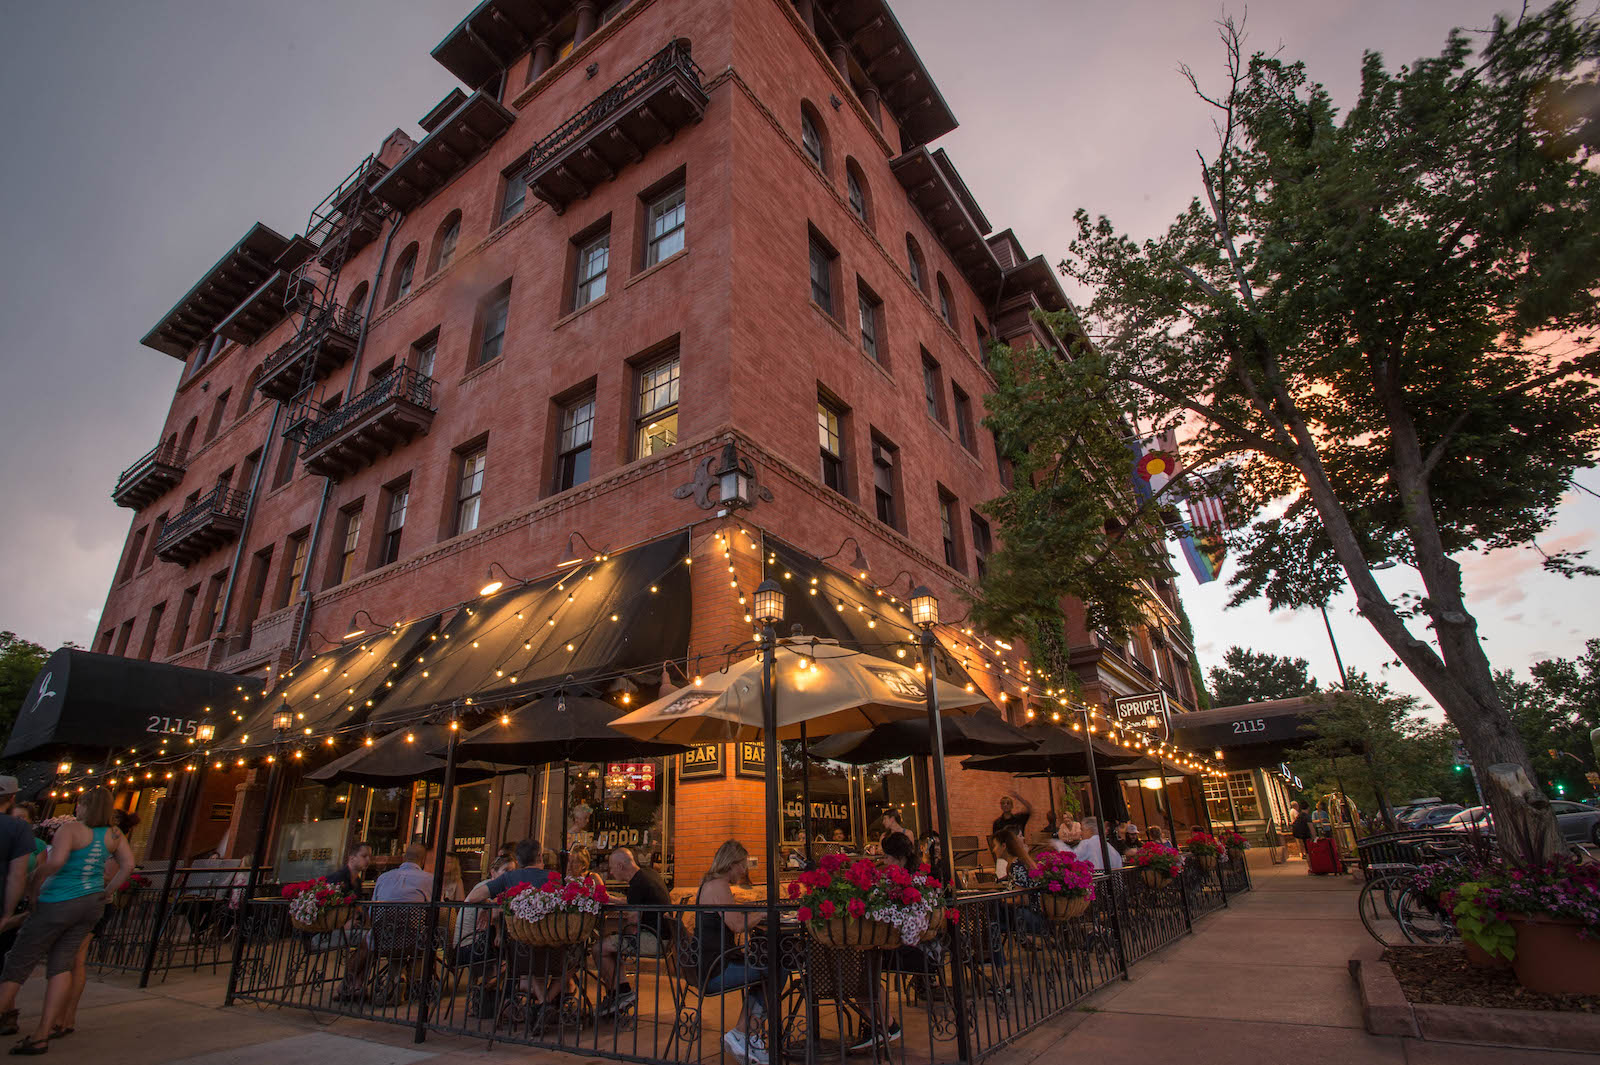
[1000,861,1599,1065]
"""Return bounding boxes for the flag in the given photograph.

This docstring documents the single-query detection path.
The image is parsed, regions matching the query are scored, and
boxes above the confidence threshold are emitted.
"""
[1128,429,1226,585]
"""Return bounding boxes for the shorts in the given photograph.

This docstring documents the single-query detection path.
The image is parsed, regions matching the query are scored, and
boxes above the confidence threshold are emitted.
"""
[601,928,662,957]
[91,903,115,939]
[0,894,103,980]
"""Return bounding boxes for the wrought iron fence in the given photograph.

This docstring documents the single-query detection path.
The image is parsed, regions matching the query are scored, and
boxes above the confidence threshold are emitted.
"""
[260,302,364,374]
[154,486,251,549]
[115,440,188,489]
[91,879,248,979]
[227,867,1248,1063]
[525,39,705,177]
[301,366,436,452]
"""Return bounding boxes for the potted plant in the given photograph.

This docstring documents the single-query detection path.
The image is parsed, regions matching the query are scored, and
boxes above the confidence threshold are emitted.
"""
[1030,850,1096,921]
[1479,857,1600,995]
[1218,829,1247,860]
[791,854,954,949]
[1130,842,1184,889]
[1444,881,1515,968]
[114,871,151,910]
[282,877,358,933]
[1183,832,1223,872]
[500,876,607,947]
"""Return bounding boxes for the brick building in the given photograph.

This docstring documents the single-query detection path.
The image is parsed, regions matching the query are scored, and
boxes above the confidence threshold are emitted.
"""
[66,0,1208,884]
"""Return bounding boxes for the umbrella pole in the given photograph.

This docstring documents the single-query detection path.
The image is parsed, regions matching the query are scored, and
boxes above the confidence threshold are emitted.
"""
[759,628,783,1065]
[799,721,812,864]
[414,723,459,1044]
[560,758,571,871]
[1078,711,1128,982]
[1046,770,1057,831]
[919,628,972,1064]
[1155,754,1179,840]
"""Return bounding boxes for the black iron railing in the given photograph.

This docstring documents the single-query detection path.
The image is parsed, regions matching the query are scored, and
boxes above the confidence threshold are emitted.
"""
[227,866,1248,1063]
[116,440,188,489]
[156,486,251,548]
[301,366,436,452]
[92,878,252,979]
[261,302,364,375]
[525,40,705,177]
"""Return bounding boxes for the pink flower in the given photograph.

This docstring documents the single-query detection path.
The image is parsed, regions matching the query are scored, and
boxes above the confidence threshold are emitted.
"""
[847,898,866,918]
[1048,881,1063,892]
[819,899,836,918]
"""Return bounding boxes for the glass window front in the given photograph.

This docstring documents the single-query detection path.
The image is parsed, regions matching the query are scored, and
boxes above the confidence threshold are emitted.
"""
[348,783,409,860]
[1204,770,1263,824]
[779,746,922,856]
[646,186,686,265]
[275,781,350,883]
[635,355,680,457]
[564,758,667,868]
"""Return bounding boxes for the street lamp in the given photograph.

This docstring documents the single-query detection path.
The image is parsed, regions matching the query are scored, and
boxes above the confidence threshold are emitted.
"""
[197,722,216,745]
[908,585,973,1061]
[272,705,293,733]
[752,578,784,1065]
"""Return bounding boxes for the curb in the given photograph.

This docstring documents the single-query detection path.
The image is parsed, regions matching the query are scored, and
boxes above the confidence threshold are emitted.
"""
[1350,957,1600,1053]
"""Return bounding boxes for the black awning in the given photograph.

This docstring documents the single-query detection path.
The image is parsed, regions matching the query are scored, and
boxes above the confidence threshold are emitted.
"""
[960,723,1143,778]
[306,723,504,787]
[371,531,692,721]
[219,615,441,748]
[1171,696,1331,769]
[3,648,242,761]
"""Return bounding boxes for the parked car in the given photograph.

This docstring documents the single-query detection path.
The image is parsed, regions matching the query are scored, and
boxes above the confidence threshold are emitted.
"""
[1409,804,1464,828]
[1393,798,1445,826]
[1442,806,1493,833]
[1441,801,1600,844]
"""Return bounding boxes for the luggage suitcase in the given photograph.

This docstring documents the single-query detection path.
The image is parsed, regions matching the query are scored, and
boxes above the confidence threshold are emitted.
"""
[1306,837,1341,875]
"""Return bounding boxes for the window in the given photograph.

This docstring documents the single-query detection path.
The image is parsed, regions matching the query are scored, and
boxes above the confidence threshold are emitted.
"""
[906,235,927,294]
[555,394,595,492]
[276,531,307,610]
[205,389,231,443]
[634,355,680,457]
[808,232,837,314]
[366,357,395,389]
[178,416,198,456]
[475,287,511,368]
[95,629,113,654]
[272,430,300,489]
[113,619,134,657]
[121,527,148,583]
[974,317,991,363]
[500,171,528,225]
[645,184,686,265]
[845,161,869,225]
[411,333,437,379]
[238,547,272,638]
[574,232,609,309]
[921,352,945,424]
[432,211,461,272]
[197,571,227,643]
[970,512,993,579]
[379,481,408,566]
[800,105,825,168]
[141,514,166,570]
[332,505,362,586]
[818,397,846,494]
[939,491,962,571]
[456,446,487,535]
[937,274,955,326]
[346,281,369,314]
[388,244,418,305]
[856,282,882,362]
[953,385,975,450]
[137,602,165,661]
[871,436,899,530]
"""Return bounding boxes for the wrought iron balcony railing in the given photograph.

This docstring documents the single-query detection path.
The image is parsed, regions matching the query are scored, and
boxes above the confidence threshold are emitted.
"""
[302,366,436,453]
[154,486,251,564]
[112,441,188,509]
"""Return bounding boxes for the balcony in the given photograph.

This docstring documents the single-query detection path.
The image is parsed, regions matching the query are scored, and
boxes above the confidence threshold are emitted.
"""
[111,441,188,510]
[524,40,708,215]
[308,155,391,269]
[255,303,363,403]
[299,366,437,479]
[154,487,251,566]
[371,91,515,213]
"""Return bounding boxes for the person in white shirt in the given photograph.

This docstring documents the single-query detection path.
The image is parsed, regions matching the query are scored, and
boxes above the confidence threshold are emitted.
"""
[1073,816,1123,871]
[1046,820,1082,852]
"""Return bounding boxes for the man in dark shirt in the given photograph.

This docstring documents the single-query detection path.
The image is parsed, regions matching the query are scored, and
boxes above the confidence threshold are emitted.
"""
[990,791,1032,841]
[463,838,547,904]
[595,846,671,1017]
[0,778,37,951]
[326,841,372,894]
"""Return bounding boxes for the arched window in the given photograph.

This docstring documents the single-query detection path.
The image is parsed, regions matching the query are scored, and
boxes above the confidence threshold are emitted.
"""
[429,210,462,274]
[165,432,179,458]
[238,367,262,418]
[386,244,418,306]
[345,281,369,314]
[178,417,198,456]
[845,159,870,227]
[936,273,955,327]
[906,235,928,295]
[800,101,827,172]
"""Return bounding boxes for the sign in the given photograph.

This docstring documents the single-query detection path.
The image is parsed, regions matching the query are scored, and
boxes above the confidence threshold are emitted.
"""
[605,762,658,791]
[1112,691,1170,730]
[678,743,724,780]
[736,740,767,778]
[209,803,234,822]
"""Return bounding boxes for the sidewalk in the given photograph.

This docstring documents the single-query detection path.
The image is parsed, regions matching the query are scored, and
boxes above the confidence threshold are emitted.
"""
[1000,861,1599,1065]
[13,864,1600,1064]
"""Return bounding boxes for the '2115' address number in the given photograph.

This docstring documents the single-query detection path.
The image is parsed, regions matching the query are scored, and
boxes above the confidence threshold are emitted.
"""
[1230,718,1268,735]
[147,716,199,736]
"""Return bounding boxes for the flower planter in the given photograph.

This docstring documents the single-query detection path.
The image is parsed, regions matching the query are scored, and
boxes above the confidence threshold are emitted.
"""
[809,915,902,950]
[1226,847,1245,861]
[1461,937,1510,970]
[1193,854,1218,873]
[920,908,947,942]
[1040,894,1091,922]
[1507,915,1600,996]
[1140,868,1173,890]
[291,904,352,935]
[506,911,597,948]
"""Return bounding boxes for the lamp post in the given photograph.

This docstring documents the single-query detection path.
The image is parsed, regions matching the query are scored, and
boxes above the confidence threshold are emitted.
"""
[141,749,211,987]
[415,712,462,1043]
[909,586,973,1062]
[225,704,294,1006]
[752,579,786,1065]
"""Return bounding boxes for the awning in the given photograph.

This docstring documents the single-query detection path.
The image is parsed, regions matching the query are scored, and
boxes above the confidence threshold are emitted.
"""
[3,649,242,761]
[219,615,441,749]
[306,724,504,787]
[1171,696,1328,770]
[960,724,1143,778]
[370,531,692,721]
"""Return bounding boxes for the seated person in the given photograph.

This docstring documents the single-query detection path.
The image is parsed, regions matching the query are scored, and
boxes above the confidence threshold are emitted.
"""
[326,841,372,894]
[594,847,673,1017]
[694,842,769,1065]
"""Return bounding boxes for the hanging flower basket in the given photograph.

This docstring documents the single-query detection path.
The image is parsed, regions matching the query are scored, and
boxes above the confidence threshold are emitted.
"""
[1219,829,1248,860]
[793,854,953,950]
[281,878,358,933]
[500,876,607,947]
[1029,850,1096,922]
[1140,868,1169,890]
[1131,842,1184,891]
[506,910,598,947]
[1183,833,1222,873]
[1040,894,1091,922]
[810,915,902,950]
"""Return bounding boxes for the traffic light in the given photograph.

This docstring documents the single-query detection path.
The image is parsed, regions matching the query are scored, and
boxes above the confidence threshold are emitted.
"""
[1452,738,1469,773]
[1555,782,1567,796]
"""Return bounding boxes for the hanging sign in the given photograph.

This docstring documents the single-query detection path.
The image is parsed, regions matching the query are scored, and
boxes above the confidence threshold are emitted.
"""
[606,762,658,791]
[678,744,725,780]
[1112,691,1170,730]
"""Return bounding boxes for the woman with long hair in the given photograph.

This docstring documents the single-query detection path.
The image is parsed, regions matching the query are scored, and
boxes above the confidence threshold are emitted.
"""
[564,847,609,903]
[693,841,769,1064]
[0,789,134,1053]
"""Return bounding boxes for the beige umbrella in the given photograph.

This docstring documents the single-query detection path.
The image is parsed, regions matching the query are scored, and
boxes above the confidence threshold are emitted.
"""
[610,638,990,743]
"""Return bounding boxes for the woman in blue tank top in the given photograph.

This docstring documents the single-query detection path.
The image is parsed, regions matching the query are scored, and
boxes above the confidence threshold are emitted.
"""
[0,788,133,1054]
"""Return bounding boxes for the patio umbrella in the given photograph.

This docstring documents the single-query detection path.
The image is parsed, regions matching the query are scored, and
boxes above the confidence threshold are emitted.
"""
[306,723,508,787]
[959,724,1143,777]
[444,693,690,854]
[610,638,990,744]
[807,707,1037,764]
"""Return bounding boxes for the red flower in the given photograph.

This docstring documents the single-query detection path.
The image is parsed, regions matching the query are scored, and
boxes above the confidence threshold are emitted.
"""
[787,881,802,899]
[819,899,836,918]
[847,898,866,918]
[946,908,961,924]
[797,906,813,922]
[918,863,932,875]
[901,887,922,905]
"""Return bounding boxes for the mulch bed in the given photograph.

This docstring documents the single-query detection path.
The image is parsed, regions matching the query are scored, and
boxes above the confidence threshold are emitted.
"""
[1383,946,1600,1013]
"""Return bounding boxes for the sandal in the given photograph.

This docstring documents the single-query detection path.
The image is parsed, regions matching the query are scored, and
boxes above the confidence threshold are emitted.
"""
[0,1014,15,1037]
[46,1029,70,1040]
[7,1037,46,1056]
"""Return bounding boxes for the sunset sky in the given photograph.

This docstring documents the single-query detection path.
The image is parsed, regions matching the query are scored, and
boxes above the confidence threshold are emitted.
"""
[0,0,1592,715]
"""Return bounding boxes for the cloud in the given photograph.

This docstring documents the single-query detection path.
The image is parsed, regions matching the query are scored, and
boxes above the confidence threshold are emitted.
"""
[1460,530,1596,608]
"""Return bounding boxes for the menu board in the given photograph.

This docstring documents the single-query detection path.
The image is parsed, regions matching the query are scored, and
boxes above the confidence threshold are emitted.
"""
[605,762,658,792]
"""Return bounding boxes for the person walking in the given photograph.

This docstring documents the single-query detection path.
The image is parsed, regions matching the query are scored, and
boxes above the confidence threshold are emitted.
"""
[0,788,133,1053]
[1290,803,1312,860]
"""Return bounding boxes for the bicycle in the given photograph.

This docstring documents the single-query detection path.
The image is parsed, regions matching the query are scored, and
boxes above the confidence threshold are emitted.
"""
[1357,839,1467,948]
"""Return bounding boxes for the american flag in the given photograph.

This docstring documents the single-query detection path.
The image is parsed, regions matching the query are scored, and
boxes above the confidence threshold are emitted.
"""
[1187,492,1228,534]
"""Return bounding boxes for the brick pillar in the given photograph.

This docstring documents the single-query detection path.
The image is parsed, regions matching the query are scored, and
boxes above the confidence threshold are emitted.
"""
[531,37,554,80]
[574,2,599,45]
[829,42,850,78]
[225,770,270,861]
[860,87,881,128]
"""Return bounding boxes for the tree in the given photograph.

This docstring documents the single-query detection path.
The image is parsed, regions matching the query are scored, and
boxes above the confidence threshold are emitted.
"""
[0,632,49,746]
[1498,639,1600,798]
[1207,646,1318,706]
[978,5,1600,861]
